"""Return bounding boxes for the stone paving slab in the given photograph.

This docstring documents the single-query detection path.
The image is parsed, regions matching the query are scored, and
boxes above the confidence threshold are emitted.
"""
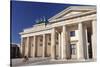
[25,59,96,66]
[11,58,96,67]
[11,57,50,67]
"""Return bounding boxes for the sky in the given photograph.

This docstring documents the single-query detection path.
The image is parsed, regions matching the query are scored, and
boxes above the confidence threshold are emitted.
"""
[11,0,85,44]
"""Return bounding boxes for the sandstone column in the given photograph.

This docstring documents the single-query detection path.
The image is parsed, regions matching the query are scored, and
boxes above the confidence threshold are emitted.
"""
[43,34,45,57]
[61,32,63,59]
[20,37,23,57]
[78,22,84,59]
[30,37,33,57]
[91,20,97,60]
[32,36,36,58]
[66,27,71,59]
[51,28,56,59]
[84,25,89,59]
[62,25,66,59]
[25,37,29,57]
[58,33,61,59]
[62,25,70,59]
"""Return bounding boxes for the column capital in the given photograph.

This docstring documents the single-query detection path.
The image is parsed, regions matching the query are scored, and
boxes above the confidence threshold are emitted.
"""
[93,19,96,21]
[62,25,66,29]
[43,34,45,37]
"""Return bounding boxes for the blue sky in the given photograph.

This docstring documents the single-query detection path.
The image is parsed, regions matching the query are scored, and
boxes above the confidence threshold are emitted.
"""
[11,0,85,44]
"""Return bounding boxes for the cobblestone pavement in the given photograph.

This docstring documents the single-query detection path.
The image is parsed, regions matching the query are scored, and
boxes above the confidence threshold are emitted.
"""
[11,58,96,67]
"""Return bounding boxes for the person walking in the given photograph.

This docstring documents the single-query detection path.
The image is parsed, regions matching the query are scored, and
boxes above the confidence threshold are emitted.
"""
[23,56,29,62]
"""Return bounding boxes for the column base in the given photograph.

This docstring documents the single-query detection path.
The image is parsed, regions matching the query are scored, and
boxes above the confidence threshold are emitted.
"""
[77,58,85,61]
[50,58,56,61]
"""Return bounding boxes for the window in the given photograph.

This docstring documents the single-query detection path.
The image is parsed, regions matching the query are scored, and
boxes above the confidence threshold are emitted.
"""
[71,44,76,55]
[70,31,75,36]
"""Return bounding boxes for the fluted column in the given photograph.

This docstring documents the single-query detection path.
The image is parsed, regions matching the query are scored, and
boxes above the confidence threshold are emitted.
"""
[91,20,97,60]
[25,37,29,57]
[58,33,61,59]
[30,37,33,57]
[61,32,63,59]
[78,22,84,59]
[51,28,56,59]
[62,25,70,59]
[43,34,45,57]
[20,37,23,56]
[62,25,66,59]
[32,36,36,58]
[66,27,71,59]
[84,25,89,59]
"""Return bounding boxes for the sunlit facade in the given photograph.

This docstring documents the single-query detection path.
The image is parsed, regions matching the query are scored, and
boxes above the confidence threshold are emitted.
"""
[19,6,96,60]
